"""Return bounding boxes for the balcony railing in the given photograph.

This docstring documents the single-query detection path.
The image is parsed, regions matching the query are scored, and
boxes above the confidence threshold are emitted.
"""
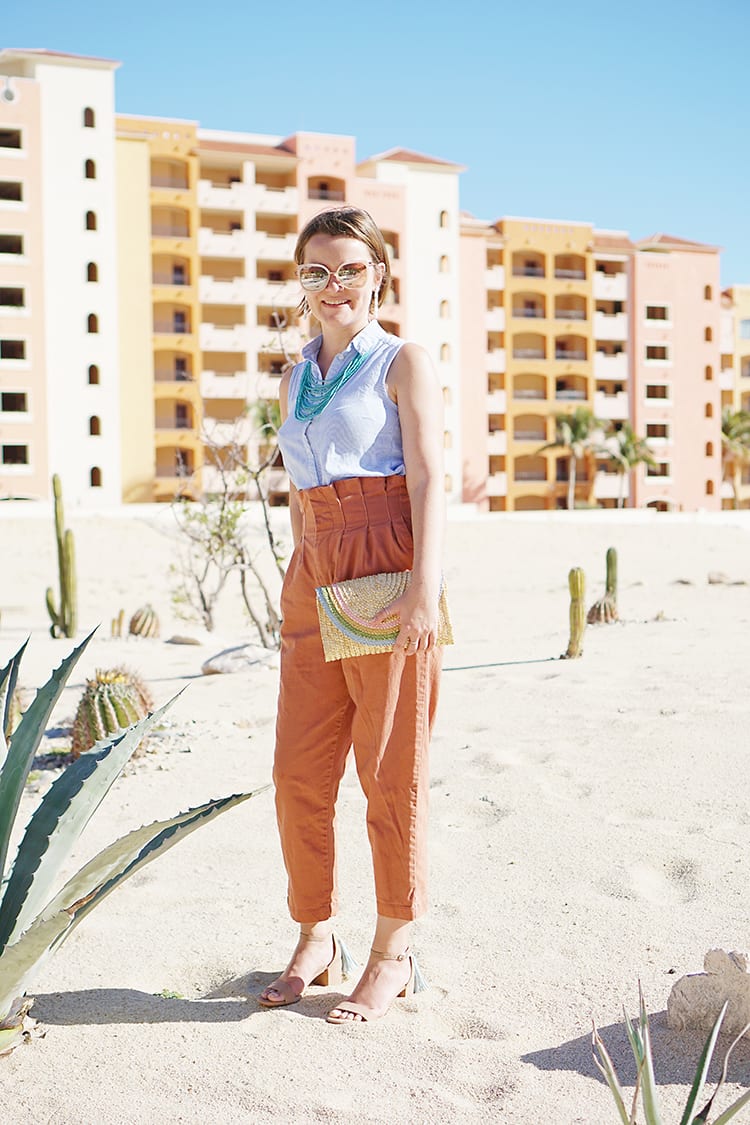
[154,323,191,335]
[556,389,587,400]
[512,266,545,277]
[308,189,346,201]
[155,371,194,383]
[513,348,545,359]
[512,308,544,319]
[151,177,189,190]
[515,471,546,481]
[513,388,545,399]
[555,309,586,321]
[152,226,190,239]
[514,431,546,442]
[555,269,586,279]
[555,349,586,360]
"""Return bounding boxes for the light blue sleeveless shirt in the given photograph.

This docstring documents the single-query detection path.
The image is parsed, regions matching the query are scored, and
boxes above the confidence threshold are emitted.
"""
[278,320,406,491]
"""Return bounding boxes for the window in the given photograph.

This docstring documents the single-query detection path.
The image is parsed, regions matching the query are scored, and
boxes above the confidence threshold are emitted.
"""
[85,159,96,180]
[176,403,190,428]
[0,181,22,201]
[444,473,453,491]
[440,343,451,362]
[646,423,668,439]
[442,386,452,406]
[706,441,714,457]
[739,319,750,340]
[439,210,449,229]
[645,305,669,321]
[85,211,97,231]
[90,466,102,487]
[705,365,713,381]
[444,430,452,449]
[705,402,713,418]
[173,310,187,333]
[86,262,98,283]
[0,129,21,150]
[646,384,668,400]
[174,356,189,380]
[439,300,450,319]
[88,415,101,437]
[704,326,712,342]
[704,285,712,300]
[0,339,25,360]
[439,255,449,273]
[83,107,95,128]
[87,313,99,334]
[172,263,186,285]
[646,345,669,361]
[0,287,24,307]
[646,462,670,478]
[2,444,28,464]
[706,480,715,496]
[88,363,99,385]
[0,234,23,255]
[1,392,27,412]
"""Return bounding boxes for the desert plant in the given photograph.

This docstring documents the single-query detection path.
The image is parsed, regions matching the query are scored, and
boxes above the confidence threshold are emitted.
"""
[563,567,586,658]
[604,424,656,509]
[111,609,125,639]
[129,604,160,638]
[2,685,22,742]
[721,407,750,510]
[593,985,750,1124]
[538,407,608,511]
[0,634,263,1056]
[71,667,154,758]
[588,547,619,624]
[45,474,77,639]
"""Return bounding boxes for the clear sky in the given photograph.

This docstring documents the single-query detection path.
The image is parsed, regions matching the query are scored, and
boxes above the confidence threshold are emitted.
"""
[5,0,749,282]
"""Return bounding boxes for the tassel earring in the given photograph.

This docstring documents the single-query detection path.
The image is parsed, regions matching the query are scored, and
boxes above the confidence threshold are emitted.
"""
[371,287,379,320]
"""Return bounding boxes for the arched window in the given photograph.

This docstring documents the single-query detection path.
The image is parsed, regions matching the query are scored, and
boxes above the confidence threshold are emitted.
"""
[85,210,97,231]
[439,210,449,229]
[439,300,450,319]
[705,402,713,418]
[87,313,99,334]
[86,262,98,283]
[90,466,102,487]
[704,285,712,300]
[89,415,101,436]
[85,159,96,180]
[705,364,713,381]
[706,480,715,496]
[444,430,452,449]
[705,441,714,456]
[442,385,452,406]
[704,326,713,342]
[439,255,450,274]
[83,106,95,128]
[440,343,451,363]
[444,473,453,491]
[88,364,99,385]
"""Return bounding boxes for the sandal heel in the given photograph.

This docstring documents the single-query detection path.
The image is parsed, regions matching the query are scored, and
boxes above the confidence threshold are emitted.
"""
[311,933,357,987]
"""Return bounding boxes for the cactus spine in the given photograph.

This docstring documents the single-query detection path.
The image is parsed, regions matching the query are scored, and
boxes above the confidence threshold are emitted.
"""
[129,604,160,638]
[71,667,154,758]
[45,474,77,639]
[563,567,586,658]
[587,546,619,625]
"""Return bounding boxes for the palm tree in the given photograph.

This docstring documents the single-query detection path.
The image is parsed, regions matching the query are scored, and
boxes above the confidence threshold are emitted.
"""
[538,406,607,510]
[721,407,750,509]
[604,423,656,508]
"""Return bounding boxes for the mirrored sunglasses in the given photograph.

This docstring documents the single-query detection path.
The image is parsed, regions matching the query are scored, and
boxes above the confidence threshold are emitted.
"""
[297,260,375,292]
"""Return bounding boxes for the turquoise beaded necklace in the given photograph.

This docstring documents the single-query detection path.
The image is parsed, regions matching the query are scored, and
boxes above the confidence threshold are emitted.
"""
[294,348,371,422]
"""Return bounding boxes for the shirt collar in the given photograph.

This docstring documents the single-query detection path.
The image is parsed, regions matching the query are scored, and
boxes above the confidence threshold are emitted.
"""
[301,319,386,363]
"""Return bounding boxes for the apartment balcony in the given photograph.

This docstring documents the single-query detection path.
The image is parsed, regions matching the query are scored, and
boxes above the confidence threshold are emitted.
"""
[512,348,545,360]
[255,232,296,261]
[197,179,252,210]
[485,266,505,289]
[486,308,505,331]
[153,378,200,404]
[594,471,628,501]
[154,426,200,450]
[486,472,507,497]
[554,268,586,280]
[512,266,545,278]
[594,390,629,420]
[555,349,586,361]
[152,327,196,349]
[199,323,249,352]
[254,279,301,307]
[200,370,249,399]
[594,351,627,380]
[486,390,507,413]
[594,311,628,341]
[487,431,507,455]
[198,227,247,258]
[594,271,627,301]
[720,367,735,391]
[198,275,250,304]
[485,347,506,372]
[151,282,193,304]
[203,417,254,447]
[514,470,547,482]
[150,184,191,208]
[512,307,545,320]
[555,308,587,322]
[514,429,547,444]
[256,185,299,215]
[256,324,304,353]
[151,230,192,255]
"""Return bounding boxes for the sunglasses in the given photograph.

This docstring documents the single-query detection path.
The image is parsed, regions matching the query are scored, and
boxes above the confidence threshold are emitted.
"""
[297,260,377,292]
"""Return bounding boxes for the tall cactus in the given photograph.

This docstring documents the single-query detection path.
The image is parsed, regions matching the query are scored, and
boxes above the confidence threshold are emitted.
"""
[587,546,619,624]
[563,567,586,659]
[45,474,77,639]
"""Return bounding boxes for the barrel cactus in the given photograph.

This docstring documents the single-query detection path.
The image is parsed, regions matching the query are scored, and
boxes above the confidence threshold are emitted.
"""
[129,604,160,639]
[71,667,154,758]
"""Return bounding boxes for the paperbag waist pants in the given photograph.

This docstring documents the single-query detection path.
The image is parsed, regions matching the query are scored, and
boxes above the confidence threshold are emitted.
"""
[273,475,442,923]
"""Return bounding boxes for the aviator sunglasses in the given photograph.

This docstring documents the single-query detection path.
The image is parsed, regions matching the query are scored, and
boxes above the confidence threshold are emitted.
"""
[297,260,377,293]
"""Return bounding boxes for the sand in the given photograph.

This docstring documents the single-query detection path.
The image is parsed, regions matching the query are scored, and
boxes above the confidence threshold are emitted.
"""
[1,501,750,1123]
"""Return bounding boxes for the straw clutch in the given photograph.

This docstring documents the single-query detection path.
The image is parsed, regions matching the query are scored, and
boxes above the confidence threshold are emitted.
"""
[315,570,453,662]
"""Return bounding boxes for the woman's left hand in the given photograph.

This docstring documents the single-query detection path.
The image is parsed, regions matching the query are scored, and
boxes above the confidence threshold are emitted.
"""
[371,587,439,657]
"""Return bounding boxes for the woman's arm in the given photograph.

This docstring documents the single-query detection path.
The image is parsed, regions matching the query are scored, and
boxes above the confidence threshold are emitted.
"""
[376,342,445,655]
[279,367,303,547]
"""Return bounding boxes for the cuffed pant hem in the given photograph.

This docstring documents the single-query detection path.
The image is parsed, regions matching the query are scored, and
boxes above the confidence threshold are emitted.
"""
[376,899,427,922]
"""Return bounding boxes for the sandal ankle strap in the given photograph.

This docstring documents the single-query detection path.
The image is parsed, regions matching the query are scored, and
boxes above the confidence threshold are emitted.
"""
[370,945,411,962]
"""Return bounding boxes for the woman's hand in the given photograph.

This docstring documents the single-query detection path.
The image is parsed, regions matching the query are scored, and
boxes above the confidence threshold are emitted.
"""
[371,584,439,657]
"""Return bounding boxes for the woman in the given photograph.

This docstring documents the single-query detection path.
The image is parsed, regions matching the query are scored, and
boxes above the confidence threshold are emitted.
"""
[258,206,445,1023]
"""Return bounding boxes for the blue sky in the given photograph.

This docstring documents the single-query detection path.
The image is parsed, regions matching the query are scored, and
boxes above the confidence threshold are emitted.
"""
[6,1,749,282]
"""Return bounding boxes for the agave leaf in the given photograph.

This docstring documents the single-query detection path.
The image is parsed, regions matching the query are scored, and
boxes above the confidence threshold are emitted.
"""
[0,639,29,774]
[592,1023,631,1125]
[0,632,95,888]
[0,788,267,1017]
[678,1002,727,1125]
[0,994,37,1057]
[694,1018,750,1125]
[0,694,181,952]
[638,987,664,1125]
[712,1087,750,1125]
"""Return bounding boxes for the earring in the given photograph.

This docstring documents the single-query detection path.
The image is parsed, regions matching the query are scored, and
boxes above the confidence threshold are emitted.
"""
[371,288,379,319]
[301,296,310,318]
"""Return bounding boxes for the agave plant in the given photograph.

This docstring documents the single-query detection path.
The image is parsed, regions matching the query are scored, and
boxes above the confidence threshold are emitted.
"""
[0,632,265,1056]
[593,984,750,1124]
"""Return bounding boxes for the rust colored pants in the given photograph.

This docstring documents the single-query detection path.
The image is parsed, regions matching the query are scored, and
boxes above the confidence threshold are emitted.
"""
[273,475,442,923]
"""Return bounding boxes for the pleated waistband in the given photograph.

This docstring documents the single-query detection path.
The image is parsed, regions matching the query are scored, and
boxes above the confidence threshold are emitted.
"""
[298,475,410,536]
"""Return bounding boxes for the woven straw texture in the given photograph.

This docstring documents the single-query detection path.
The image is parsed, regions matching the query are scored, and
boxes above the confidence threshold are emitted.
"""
[315,570,453,662]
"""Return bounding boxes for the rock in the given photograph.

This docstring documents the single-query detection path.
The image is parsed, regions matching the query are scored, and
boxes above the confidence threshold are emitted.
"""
[708,571,730,584]
[165,634,203,646]
[201,644,280,675]
[667,949,750,1036]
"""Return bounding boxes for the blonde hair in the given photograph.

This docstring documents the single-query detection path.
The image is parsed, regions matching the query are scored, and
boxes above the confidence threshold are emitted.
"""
[295,206,391,315]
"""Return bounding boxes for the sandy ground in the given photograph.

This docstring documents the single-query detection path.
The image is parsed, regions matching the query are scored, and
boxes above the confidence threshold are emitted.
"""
[1,502,750,1123]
